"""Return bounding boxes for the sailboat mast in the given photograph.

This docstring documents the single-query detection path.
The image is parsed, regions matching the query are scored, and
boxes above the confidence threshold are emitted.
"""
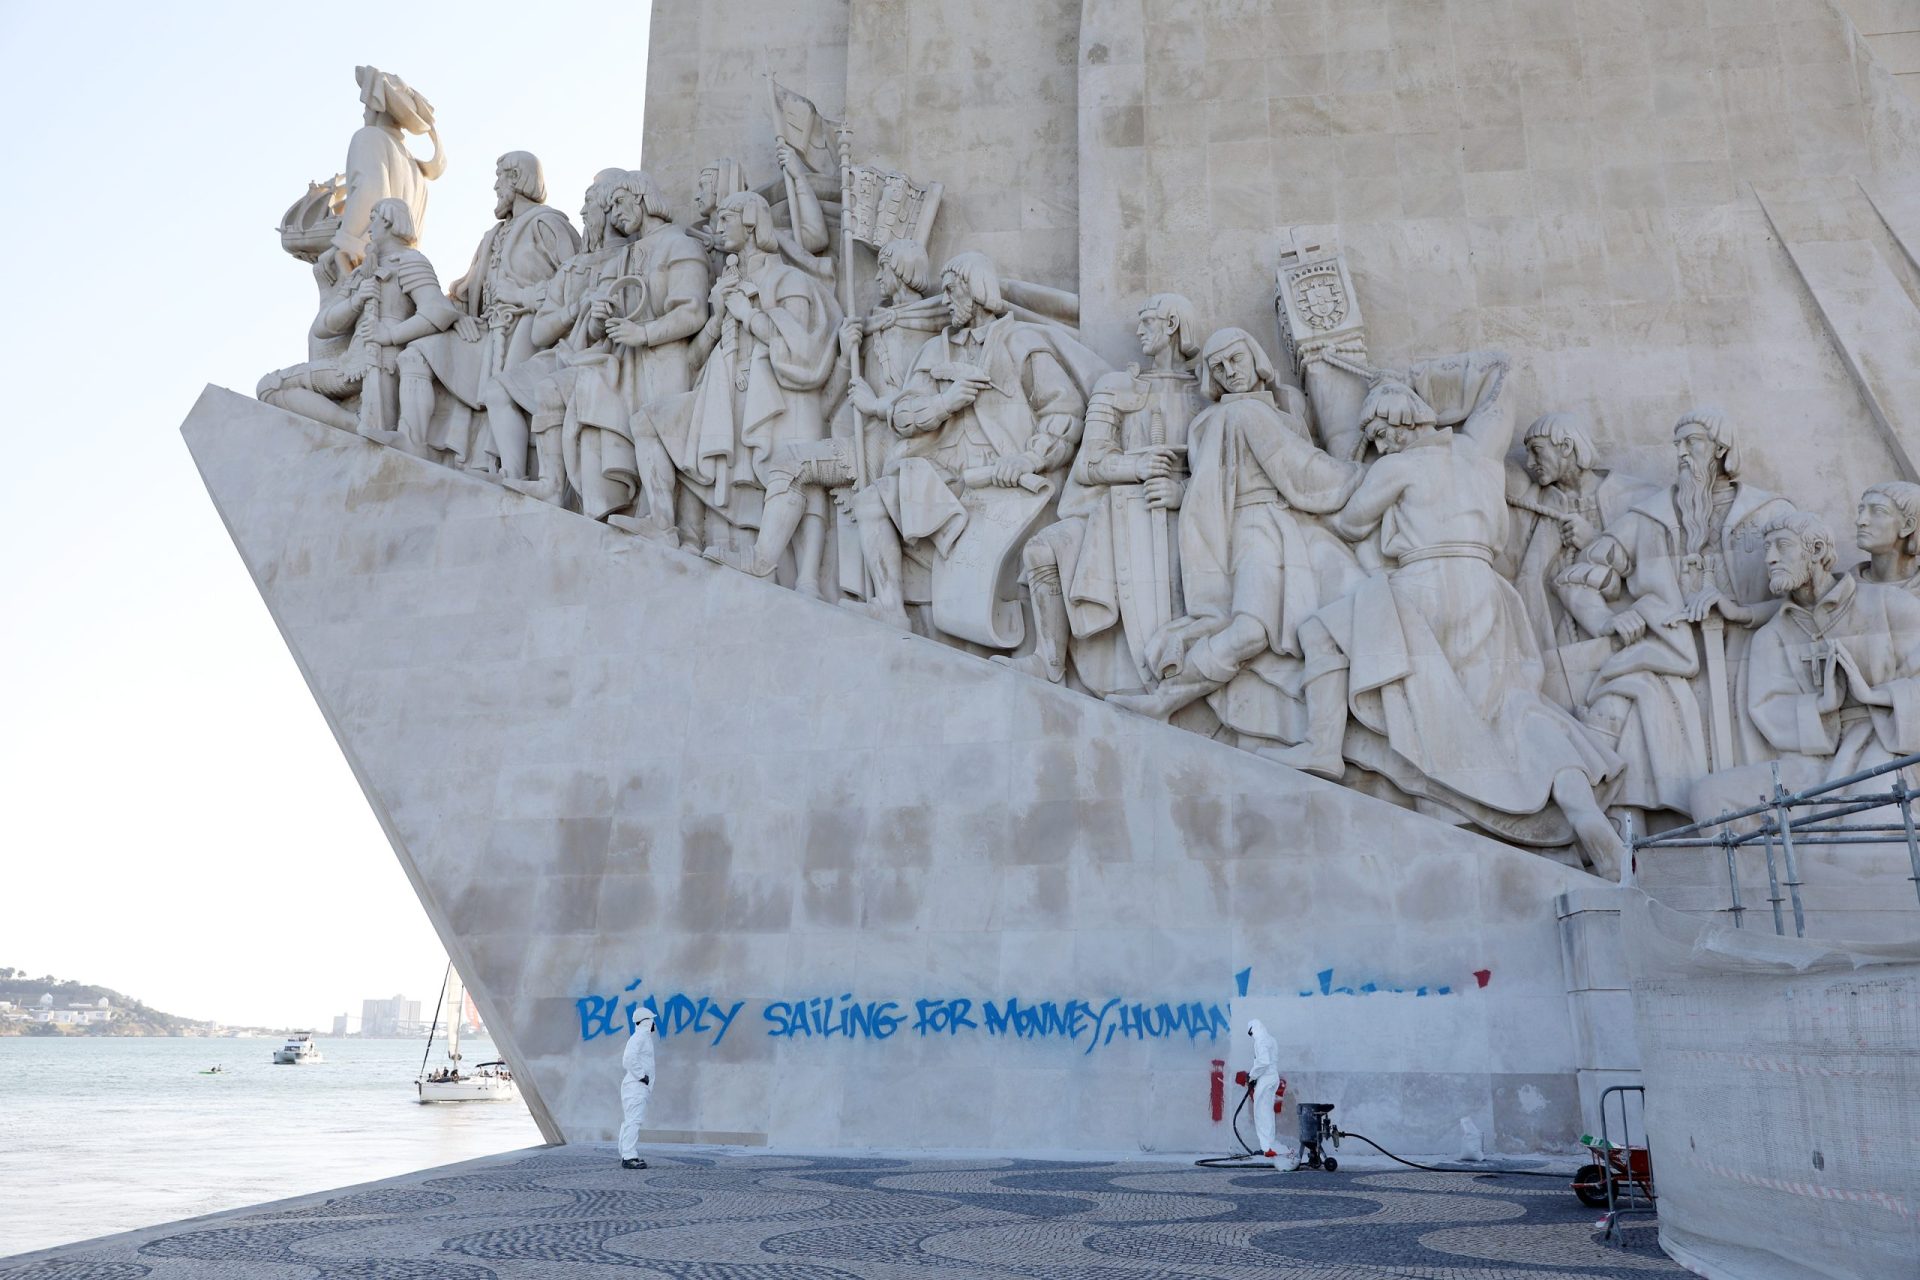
[447,967,462,1064]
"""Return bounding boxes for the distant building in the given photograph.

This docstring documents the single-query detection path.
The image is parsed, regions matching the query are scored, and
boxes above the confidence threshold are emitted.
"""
[331,1013,351,1037]
[360,994,421,1037]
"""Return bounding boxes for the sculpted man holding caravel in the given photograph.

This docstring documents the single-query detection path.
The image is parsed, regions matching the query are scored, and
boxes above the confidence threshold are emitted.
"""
[259,67,1920,876]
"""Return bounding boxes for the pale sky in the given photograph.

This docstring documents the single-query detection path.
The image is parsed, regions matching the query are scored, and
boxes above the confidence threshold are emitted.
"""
[0,2,654,1029]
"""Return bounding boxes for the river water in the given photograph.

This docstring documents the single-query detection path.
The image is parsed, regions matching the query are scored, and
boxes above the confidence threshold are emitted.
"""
[0,1036,544,1257]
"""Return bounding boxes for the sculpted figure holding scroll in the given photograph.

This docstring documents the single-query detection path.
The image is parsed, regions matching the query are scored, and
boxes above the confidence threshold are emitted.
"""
[847,252,1107,647]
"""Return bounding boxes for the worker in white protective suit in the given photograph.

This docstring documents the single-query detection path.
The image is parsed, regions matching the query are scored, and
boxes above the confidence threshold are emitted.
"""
[619,1009,656,1169]
[1246,1018,1296,1167]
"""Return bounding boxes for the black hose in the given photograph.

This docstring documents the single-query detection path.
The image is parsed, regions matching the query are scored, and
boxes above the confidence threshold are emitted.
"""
[1194,1083,1276,1169]
[1336,1130,1577,1180]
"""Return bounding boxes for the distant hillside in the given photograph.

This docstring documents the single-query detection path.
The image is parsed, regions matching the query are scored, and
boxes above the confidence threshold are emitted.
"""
[0,968,217,1037]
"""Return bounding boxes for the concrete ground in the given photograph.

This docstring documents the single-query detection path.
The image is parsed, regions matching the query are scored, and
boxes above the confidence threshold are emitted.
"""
[2,1145,1681,1278]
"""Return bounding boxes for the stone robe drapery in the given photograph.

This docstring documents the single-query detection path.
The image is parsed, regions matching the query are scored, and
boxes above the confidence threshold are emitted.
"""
[564,225,711,520]
[407,204,579,466]
[1748,574,1920,781]
[493,241,627,418]
[637,250,836,529]
[1159,391,1367,740]
[1501,467,1643,651]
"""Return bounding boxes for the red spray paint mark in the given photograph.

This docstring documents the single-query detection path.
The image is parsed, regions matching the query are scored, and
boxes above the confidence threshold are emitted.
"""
[1473,969,1492,988]
[1209,1060,1225,1122]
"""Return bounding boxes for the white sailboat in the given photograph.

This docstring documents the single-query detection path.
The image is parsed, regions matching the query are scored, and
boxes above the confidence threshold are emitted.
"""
[415,963,518,1103]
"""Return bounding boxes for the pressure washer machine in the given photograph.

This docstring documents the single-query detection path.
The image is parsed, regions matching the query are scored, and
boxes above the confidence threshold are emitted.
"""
[1297,1103,1339,1171]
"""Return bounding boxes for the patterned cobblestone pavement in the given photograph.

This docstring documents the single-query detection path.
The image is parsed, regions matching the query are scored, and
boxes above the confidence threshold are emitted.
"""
[3,1146,1679,1278]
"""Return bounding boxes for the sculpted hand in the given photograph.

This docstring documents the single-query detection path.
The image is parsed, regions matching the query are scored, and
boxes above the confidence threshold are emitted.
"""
[1606,610,1647,645]
[776,139,803,179]
[1559,513,1599,550]
[1817,648,1848,714]
[724,290,754,324]
[867,305,896,333]
[1145,475,1182,510]
[370,323,400,346]
[1833,646,1891,707]
[588,295,615,326]
[352,276,380,306]
[848,377,881,418]
[839,318,865,353]
[992,452,1037,486]
[1134,446,1179,482]
[454,315,484,343]
[1674,589,1726,625]
[607,317,645,347]
[942,372,991,413]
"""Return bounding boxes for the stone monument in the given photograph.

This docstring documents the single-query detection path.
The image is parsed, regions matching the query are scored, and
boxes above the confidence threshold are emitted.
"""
[189,4,1920,1156]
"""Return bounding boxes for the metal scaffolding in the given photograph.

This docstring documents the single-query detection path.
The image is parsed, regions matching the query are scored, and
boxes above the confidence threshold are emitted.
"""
[1630,751,1920,937]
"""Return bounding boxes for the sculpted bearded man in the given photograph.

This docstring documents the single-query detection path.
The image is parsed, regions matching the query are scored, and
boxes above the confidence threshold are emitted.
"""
[631,190,838,568]
[559,171,712,527]
[1278,354,1627,875]
[1109,328,1366,736]
[1747,512,1920,786]
[397,152,580,473]
[997,294,1205,695]
[1555,409,1793,818]
[849,251,1108,645]
[487,168,629,503]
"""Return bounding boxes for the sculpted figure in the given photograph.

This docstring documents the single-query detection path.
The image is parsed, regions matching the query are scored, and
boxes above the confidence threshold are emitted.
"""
[849,251,1107,647]
[997,295,1204,693]
[334,66,445,272]
[1856,481,1920,594]
[1500,413,1641,652]
[692,145,833,285]
[1279,355,1627,875]
[489,168,629,504]
[1748,513,1920,783]
[257,255,363,432]
[631,190,836,565]
[396,152,580,473]
[261,199,457,439]
[705,239,945,595]
[559,171,712,527]
[1556,409,1793,815]
[1109,329,1365,727]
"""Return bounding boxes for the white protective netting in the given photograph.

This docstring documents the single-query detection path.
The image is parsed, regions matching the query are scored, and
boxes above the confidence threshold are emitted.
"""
[1622,893,1920,1280]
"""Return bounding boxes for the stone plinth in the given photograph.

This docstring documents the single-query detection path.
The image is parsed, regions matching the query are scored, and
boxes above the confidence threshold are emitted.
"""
[185,387,1614,1155]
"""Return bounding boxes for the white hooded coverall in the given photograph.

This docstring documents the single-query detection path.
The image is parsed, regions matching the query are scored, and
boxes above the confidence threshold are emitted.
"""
[1247,1018,1291,1161]
[619,1011,656,1161]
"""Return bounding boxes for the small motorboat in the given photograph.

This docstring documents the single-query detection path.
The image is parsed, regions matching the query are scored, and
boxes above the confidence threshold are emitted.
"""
[415,964,519,1104]
[200,1066,225,1075]
[272,1033,323,1064]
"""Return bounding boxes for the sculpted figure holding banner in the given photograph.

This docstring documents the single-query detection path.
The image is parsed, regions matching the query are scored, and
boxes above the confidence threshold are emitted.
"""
[334,66,445,272]
[1555,409,1792,818]
[1108,329,1365,728]
[489,168,629,504]
[1748,512,1920,784]
[709,239,946,596]
[1278,354,1627,875]
[997,295,1204,693]
[1856,481,1920,595]
[850,252,1107,646]
[558,171,711,526]
[632,190,837,564]
[396,152,579,473]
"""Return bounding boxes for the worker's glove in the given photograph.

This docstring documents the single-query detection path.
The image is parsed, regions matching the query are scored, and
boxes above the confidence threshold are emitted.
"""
[639,1075,650,1086]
